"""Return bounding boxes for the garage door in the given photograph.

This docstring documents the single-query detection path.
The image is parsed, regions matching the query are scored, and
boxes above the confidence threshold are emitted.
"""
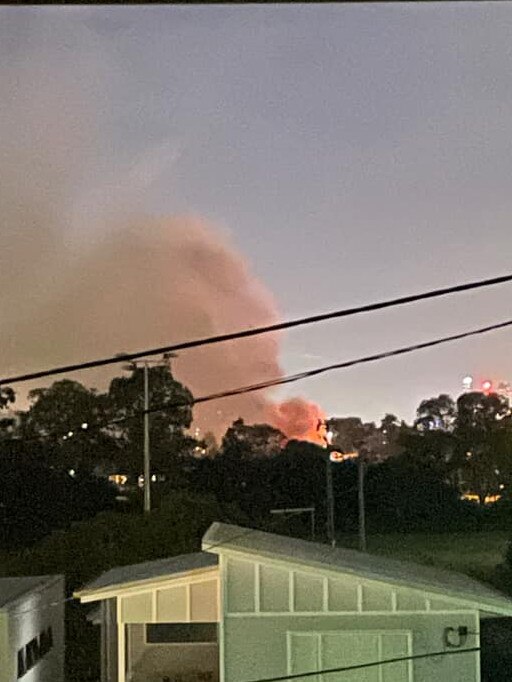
[288,631,412,682]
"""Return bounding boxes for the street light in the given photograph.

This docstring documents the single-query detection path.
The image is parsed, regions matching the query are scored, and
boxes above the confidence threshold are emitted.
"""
[318,420,338,548]
[317,420,366,552]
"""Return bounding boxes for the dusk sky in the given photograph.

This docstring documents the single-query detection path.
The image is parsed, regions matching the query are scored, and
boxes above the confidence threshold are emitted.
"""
[2,3,512,429]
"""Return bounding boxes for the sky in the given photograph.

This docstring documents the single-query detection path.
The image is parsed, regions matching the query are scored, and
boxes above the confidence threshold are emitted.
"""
[2,3,512,429]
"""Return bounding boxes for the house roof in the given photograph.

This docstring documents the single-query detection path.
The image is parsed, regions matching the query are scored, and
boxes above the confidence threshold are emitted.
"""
[76,552,218,599]
[203,522,512,616]
[0,575,62,609]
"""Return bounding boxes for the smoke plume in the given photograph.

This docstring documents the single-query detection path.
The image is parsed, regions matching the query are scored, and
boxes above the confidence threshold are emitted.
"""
[0,11,325,440]
[6,214,326,438]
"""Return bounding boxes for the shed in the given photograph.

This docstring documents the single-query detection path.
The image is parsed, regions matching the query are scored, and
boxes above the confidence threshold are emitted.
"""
[76,523,512,682]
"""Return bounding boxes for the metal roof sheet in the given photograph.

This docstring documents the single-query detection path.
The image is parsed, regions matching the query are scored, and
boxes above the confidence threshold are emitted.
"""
[203,522,512,615]
[0,575,61,608]
[79,552,218,595]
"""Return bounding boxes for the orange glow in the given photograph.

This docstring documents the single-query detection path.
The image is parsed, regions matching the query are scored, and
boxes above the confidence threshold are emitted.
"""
[267,398,326,445]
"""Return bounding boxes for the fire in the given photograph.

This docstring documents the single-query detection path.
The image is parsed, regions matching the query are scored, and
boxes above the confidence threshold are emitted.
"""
[267,397,326,446]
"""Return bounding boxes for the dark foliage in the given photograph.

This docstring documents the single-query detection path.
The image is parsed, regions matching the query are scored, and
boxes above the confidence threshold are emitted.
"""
[0,454,117,549]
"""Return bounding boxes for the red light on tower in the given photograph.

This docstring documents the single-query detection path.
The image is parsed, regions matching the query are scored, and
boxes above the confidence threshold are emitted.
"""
[482,379,493,393]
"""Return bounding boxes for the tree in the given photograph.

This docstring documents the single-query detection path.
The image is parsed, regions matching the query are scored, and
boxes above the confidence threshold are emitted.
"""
[22,379,118,472]
[328,417,387,462]
[0,386,14,410]
[402,394,463,476]
[378,413,403,459]
[402,391,512,500]
[0,453,117,550]
[454,391,511,504]
[220,418,285,459]
[398,426,456,475]
[107,360,194,475]
[364,458,481,533]
[415,394,456,431]
[201,431,219,457]
[0,386,16,439]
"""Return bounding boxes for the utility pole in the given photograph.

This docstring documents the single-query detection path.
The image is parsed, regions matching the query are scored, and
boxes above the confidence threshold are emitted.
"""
[317,419,336,547]
[317,419,360,549]
[358,451,367,552]
[118,352,177,514]
[325,459,335,547]
[143,361,151,514]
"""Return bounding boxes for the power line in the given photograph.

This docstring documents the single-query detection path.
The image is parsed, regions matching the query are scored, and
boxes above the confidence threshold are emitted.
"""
[2,273,512,387]
[244,647,481,682]
[146,316,512,418]
[14,315,512,445]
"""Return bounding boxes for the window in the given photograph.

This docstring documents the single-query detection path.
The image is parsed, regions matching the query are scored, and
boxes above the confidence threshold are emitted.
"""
[146,623,218,644]
[16,626,54,678]
[17,649,26,679]
[25,638,40,670]
[39,627,53,656]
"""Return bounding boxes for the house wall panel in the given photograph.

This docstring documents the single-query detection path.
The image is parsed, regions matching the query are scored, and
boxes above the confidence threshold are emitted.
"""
[121,594,152,623]
[157,586,188,622]
[293,573,324,613]
[327,579,359,612]
[429,597,466,611]
[361,582,393,612]
[190,581,218,622]
[396,589,427,613]
[226,559,255,613]
[223,612,480,682]
[260,566,289,613]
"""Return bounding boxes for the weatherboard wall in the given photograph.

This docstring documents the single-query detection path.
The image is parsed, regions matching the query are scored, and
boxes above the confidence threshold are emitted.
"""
[220,554,480,682]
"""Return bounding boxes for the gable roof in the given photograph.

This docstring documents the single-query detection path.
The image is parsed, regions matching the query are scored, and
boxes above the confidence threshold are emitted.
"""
[76,552,218,600]
[203,522,512,616]
[0,575,62,609]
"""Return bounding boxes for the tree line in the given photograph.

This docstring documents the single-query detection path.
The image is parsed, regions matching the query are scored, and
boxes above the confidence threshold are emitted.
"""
[2,358,512,544]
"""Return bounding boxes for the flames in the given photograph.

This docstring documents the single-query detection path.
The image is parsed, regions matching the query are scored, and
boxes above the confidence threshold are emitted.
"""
[267,397,326,446]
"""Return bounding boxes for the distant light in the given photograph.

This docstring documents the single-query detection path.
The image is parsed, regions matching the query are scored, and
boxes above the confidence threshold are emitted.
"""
[330,451,358,463]
[109,474,127,486]
[69,469,75,477]
[151,474,157,482]
[482,380,493,392]
[500,484,505,490]
[67,431,74,437]
[462,375,473,389]
[81,422,88,430]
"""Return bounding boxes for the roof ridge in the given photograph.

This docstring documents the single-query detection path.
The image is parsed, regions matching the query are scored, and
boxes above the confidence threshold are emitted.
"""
[202,522,512,613]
